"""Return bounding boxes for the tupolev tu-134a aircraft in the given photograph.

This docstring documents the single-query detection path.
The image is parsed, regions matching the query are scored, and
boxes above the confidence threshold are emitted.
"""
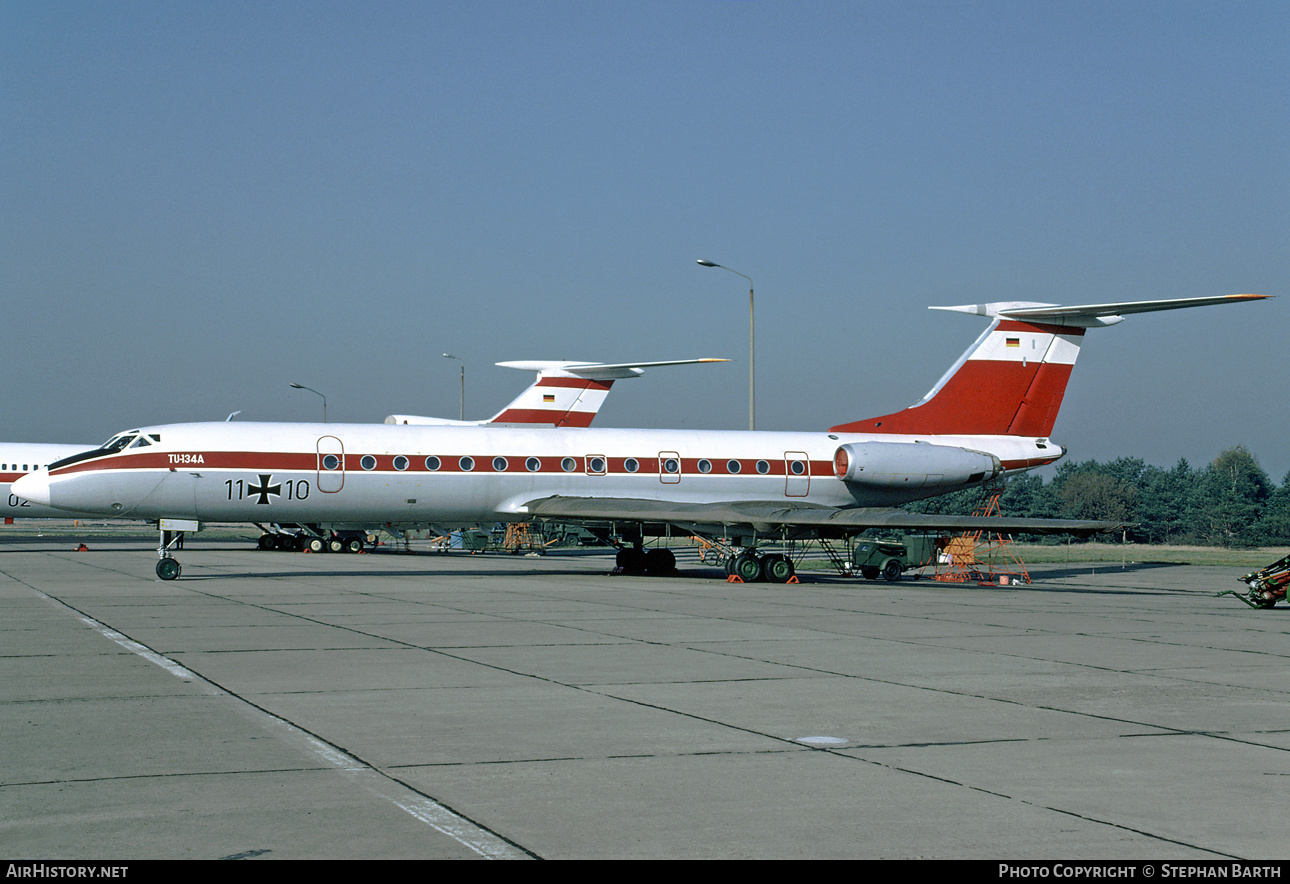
[13,294,1268,582]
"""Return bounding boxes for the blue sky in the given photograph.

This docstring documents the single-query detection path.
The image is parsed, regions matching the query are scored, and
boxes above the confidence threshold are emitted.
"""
[4,1,1287,480]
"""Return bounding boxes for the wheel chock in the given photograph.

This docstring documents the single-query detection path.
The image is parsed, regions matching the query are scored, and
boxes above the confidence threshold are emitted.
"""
[726,574,745,583]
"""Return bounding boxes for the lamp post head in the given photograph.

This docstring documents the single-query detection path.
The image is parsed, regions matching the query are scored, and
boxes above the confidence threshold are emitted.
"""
[696,259,720,268]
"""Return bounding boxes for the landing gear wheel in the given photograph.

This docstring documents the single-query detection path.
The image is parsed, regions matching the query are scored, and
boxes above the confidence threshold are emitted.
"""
[156,558,181,581]
[307,537,326,554]
[328,538,344,554]
[258,534,276,550]
[762,553,795,584]
[345,537,364,554]
[644,547,676,576]
[732,552,764,583]
[616,547,647,574]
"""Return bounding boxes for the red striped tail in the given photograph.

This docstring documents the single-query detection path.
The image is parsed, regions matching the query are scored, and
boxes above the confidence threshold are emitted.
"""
[489,376,613,427]
[829,295,1268,439]
[830,319,1084,437]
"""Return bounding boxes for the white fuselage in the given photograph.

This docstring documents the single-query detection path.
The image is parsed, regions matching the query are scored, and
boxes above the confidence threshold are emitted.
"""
[20,422,1062,528]
[1,443,96,519]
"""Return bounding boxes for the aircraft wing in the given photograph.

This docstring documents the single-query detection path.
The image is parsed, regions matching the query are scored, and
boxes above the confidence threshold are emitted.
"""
[521,496,1122,538]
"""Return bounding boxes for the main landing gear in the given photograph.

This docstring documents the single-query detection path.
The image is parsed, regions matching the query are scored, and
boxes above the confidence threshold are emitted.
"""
[255,527,369,554]
[725,550,797,584]
[615,545,676,576]
[605,525,797,584]
[609,524,678,577]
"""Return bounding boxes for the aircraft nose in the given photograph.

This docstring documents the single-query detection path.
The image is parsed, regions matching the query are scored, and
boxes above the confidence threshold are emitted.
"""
[11,470,51,507]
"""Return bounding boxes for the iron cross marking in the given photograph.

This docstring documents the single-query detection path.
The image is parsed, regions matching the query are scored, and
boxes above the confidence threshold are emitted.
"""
[247,474,282,505]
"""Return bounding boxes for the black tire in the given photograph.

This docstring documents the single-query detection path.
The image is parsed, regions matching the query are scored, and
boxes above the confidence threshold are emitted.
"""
[763,554,794,584]
[258,534,276,550]
[644,547,676,575]
[616,548,647,574]
[860,566,879,580]
[307,537,325,554]
[732,552,763,583]
[328,538,344,554]
[156,558,181,581]
[345,537,364,554]
[881,558,902,581]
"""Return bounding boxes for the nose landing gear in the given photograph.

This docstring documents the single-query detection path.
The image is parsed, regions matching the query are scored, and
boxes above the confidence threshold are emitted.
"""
[156,519,200,580]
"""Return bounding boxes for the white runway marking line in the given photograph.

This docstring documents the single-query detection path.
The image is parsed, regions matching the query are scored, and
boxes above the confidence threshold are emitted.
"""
[79,613,530,859]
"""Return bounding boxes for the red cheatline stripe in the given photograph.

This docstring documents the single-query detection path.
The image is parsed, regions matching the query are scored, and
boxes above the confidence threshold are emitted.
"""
[50,452,834,477]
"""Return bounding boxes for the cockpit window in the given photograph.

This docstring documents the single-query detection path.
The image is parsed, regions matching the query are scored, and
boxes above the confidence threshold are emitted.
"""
[49,430,146,472]
[100,433,138,454]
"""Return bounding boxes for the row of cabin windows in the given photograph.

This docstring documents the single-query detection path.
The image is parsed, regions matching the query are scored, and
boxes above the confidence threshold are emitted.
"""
[2,464,38,472]
[320,455,805,475]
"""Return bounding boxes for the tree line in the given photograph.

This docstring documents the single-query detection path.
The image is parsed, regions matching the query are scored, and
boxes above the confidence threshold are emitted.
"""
[912,446,1290,547]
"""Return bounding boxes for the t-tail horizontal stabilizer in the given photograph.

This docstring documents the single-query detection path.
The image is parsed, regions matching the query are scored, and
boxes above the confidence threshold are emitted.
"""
[386,357,729,428]
[829,294,1269,438]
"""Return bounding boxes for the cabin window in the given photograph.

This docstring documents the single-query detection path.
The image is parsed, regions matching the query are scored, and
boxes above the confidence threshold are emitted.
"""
[756,460,770,474]
[624,458,639,473]
[727,460,741,473]
[587,456,606,474]
[697,459,712,474]
[393,456,409,471]
[790,460,806,475]
[360,455,377,471]
[525,457,541,472]
[561,457,576,472]
[493,457,508,472]
[662,458,680,474]
[425,456,442,471]
[322,454,340,470]
[459,456,475,472]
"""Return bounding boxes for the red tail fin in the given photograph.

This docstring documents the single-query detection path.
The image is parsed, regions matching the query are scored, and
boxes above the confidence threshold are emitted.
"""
[830,295,1267,438]
[830,319,1084,437]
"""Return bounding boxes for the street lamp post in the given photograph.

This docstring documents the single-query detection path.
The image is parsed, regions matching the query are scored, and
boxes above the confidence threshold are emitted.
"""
[442,353,465,421]
[697,259,755,430]
[288,383,327,423]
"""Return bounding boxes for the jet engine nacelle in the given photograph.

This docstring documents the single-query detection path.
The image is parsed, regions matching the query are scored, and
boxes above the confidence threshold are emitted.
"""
[832,441,1001,490]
